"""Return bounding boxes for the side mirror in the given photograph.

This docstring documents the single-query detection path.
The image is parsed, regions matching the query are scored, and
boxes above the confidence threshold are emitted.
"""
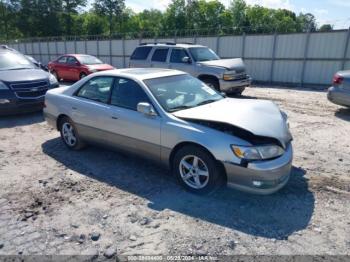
[137,102,157,117]
[75,61,80,66]
[220,92,227,97]
[181,56,191,64]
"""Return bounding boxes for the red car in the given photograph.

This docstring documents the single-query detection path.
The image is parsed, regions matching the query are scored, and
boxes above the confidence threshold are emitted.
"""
[48,54,115,81]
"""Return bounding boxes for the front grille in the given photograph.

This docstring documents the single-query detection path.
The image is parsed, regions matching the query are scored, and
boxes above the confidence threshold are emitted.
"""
[10,80,49,99]
[234,73,248,80]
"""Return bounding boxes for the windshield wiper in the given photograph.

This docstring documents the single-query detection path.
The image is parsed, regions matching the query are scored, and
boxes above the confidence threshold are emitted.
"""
[196,99,219,106]
[168,105,193,112]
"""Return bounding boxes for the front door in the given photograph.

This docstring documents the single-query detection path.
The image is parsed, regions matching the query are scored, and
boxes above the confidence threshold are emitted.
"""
[168,48,195,75]
[106,77,161,161]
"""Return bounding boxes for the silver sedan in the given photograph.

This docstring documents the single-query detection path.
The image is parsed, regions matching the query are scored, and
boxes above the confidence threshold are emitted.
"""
[44,68,293,195]
[328,70,350,107]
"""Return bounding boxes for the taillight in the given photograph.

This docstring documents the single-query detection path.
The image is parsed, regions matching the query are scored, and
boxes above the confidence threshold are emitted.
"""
[333,74,344,85]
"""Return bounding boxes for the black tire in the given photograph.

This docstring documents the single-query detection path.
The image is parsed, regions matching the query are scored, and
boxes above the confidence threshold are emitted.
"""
[58,117,85,150]
[202,78,220,91]
[80,72,87,80]
[173,145,224,195]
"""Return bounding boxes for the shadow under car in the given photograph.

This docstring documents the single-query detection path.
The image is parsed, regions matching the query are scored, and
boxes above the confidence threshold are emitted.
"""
[42,137,314,240]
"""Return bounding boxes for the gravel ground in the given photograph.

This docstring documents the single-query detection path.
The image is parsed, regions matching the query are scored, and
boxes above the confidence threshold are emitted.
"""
[0,86,349,259]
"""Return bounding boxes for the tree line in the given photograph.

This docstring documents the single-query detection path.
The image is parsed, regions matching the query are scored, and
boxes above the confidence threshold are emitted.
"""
[0,0,334,41]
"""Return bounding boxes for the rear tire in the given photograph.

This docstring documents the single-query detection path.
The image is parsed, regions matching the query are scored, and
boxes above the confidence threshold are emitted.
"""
[173,145,224,195]
[58,117,85,150]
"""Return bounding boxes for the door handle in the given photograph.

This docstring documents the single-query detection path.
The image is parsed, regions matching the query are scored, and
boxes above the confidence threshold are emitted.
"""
[111,116,118,120]
[72,106,77,110]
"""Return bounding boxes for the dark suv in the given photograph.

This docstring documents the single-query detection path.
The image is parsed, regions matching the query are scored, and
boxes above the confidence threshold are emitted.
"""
[0,46,59,115]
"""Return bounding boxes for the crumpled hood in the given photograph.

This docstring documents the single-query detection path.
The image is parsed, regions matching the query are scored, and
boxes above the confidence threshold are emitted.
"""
[0,69,49,83]
[198,58,246,72]
[87,64,114,71]
[173,98,292,147]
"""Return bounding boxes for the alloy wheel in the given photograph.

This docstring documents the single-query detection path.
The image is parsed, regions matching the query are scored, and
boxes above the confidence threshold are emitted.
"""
[62,122,77,147]
[179,155,209,189]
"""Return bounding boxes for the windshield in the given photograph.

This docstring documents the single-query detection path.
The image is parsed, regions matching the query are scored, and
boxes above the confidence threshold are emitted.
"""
[76,55,103,65]
[189,47,220,62]
[144,74,223,112]
[0,52,35,71]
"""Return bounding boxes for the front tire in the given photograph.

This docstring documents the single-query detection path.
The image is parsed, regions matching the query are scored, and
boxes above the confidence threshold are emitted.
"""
[173,145,224,194]
[202,78,220,91]
[59,117,85,150]
[80,72,87,80]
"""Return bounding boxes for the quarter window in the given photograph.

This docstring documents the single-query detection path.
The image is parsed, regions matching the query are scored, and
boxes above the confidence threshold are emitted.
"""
[76,77,114,103]
[130,46,152,60]
[111,78,150,111]
[170,49,189,63]
[151,48,169,62]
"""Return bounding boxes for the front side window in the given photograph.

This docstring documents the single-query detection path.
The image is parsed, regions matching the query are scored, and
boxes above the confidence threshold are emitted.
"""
[130,46,152,60]
[57,56,67,63]
[170,49,189,63]
[111,78,150,111]
[76,77,114,103]
[144,74,223,112]
[189,47,220,62]
[67,56,78,65]
[0,52,34,71]
[151,48,169,62]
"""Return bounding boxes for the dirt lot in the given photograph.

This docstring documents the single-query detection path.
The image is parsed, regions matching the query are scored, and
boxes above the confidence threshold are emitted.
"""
[0,86,349,258]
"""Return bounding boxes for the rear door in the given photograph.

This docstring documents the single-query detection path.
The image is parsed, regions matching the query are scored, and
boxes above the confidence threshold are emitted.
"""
[150,48,169,69]
[55,56,68,79]
[129,46,153,68]
[66,56,81,81]
[70,76,115,143]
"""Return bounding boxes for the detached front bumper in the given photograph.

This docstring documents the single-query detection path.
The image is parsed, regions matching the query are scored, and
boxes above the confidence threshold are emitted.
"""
[219,76,252,93]
[223,143,293,195]
[327,86,350,107]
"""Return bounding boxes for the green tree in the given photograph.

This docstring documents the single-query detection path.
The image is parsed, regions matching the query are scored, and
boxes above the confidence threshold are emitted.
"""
[229,0,249,33]
[62,0,87,35]
[318,24,333,32]
[93,0,125,35]
[297,13,317,32]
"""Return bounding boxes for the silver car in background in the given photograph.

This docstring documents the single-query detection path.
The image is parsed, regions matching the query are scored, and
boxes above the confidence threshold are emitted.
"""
[129,43,252,95]
[44,68,293,195]
[327,70,350,107]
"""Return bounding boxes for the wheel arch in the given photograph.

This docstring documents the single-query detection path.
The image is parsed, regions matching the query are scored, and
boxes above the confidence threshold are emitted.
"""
[56,114,70,131]
[168,141,227,182]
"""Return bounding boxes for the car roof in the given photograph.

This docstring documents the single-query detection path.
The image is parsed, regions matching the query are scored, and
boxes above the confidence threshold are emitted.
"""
[138,43,205,48]
[92,68,187,81]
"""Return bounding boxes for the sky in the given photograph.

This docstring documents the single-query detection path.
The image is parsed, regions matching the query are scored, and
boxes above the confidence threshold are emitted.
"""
[122,0,350,29]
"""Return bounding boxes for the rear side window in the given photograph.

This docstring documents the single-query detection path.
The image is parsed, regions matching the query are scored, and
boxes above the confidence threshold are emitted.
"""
[76,77,114,104]
[130,47,152,60]
[151,48,169,62]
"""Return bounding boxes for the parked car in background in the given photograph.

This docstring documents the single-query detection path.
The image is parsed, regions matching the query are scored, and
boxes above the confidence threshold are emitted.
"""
[129,43,252,95]
[327,71,350,108]
[0,45,59,115]
[48,54,114,82]
[25,55,49,71]
[44,68,292,195]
